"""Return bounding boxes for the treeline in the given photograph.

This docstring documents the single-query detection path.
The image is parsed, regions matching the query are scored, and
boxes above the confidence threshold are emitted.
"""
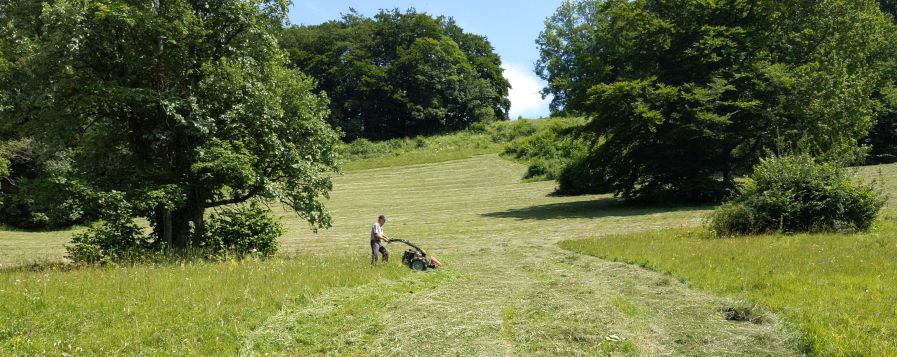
[280,9,510,141]
[0,2,509,238]
[529,0,897,203]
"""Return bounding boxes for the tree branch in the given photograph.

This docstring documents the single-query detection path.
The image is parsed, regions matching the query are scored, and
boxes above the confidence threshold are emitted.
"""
[205,186,261,208]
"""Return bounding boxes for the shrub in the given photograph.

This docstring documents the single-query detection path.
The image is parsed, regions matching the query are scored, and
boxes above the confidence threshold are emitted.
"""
[503,118,589,181]
[707,202,758,235]
[556,157,615,195]
[65,193,153,264]
[709,155,885,236]
[487,119,540,143]
[203,203,283,258]
[66,218,154,264]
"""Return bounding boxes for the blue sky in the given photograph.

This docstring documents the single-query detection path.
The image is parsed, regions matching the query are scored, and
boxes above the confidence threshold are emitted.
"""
[287,1,562,118]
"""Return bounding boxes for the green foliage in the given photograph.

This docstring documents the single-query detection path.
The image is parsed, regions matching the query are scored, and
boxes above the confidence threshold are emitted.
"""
[204,203,283,258]
[866,84,897,164]
[0,141,7,177]
[538,0,896,201]
[709,155,885,236]
[0,144,9,206]
[65,192,154,264]
[280,9,510,140]
[0,139,97,229]
[556,157,613,195]
[866,1,897,165]
[0,0,339,248]
[503,118,589,181]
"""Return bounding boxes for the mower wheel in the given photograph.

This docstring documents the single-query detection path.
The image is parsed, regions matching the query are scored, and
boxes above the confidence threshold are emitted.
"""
[410,259,427,271]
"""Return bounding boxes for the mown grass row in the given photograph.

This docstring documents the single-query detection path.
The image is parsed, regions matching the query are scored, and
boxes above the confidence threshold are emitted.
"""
[0,256,408,355]
[561,219,897,356]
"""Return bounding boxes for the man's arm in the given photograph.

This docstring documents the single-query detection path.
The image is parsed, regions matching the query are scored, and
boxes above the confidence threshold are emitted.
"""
[376,232,390,242]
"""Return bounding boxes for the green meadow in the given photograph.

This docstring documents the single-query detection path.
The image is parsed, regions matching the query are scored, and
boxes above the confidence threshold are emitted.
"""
[1,152,807,355]
[561,164,897,356]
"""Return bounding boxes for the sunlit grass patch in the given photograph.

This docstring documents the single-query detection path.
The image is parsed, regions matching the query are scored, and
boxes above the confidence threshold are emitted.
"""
[339,118,567,171]
[0,255,408,355]
[561,219,897,355]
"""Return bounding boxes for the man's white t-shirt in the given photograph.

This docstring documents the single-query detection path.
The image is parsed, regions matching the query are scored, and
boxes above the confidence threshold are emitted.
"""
[371,222,383,242]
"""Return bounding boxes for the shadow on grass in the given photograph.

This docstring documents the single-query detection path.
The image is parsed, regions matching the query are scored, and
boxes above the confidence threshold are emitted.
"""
[482,197,710,220]
[0,224,83,233]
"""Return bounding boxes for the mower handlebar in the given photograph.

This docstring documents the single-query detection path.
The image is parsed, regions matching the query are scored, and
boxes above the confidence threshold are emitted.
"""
[388,238,426,254]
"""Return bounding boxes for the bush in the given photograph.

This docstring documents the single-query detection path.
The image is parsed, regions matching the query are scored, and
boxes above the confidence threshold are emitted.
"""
[203,203,283,258]
[66,218,154,264]
[709,155,885,236]
[503,118,589,181]
[707,202,758,235]
[65,194,153,264]
[487,119,541,143]
[556,157,613,195]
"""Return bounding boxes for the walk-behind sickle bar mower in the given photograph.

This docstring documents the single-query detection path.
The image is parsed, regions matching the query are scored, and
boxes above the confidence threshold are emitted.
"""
[389,239,443,271]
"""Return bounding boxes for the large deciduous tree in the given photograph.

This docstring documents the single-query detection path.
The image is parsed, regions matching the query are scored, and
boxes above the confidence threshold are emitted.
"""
[0,0,339,247]
[280,9,511,140]
[865,0,897,164]
[538,0,895,202]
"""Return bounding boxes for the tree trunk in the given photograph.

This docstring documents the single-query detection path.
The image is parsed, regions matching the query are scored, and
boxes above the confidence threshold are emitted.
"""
[191,203,206,247]
[162,205,173,246]
[154,204,176,247]
[154,186,206,249]
[168,207,192,249]
[187,185,207,247]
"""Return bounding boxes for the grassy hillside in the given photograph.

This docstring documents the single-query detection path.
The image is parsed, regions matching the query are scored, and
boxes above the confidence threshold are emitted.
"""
[0,155,800,355]
[2,124,892,355]
[0,119,559,266]
[338,118,565,171]
[562,164,897,356]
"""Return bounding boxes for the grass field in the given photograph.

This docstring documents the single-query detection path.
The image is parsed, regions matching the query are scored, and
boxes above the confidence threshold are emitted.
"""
[561,164,897,356]
[1,257,410,355]
[337,118,570,171]
[0,228,77,268]
[0,154,803,355]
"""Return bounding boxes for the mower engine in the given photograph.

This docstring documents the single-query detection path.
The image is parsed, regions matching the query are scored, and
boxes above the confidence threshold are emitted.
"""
[391,239,442,271]
[401,249,430,271]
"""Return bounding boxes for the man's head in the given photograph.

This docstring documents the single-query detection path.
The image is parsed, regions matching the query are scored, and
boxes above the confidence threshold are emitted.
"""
[378,214,387,225]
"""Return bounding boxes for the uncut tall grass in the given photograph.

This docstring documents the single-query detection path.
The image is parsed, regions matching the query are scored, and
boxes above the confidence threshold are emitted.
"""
[1,256,407,355]
[561,219,897,355]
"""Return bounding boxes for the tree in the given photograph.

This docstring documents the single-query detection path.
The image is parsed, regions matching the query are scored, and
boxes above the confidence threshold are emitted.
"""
[537,0,895,202]
[0,0,339,247]
[280,9,510,140]
[866,83,897,164]
[866,0,897,164]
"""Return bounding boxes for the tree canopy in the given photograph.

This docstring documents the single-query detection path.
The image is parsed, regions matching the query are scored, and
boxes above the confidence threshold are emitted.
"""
[866,0,897,164]
[0,0,339,247]
[538,0,896,202]
[280,9,511,140]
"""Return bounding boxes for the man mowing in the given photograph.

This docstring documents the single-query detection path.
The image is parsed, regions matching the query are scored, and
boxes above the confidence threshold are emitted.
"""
[371,214,391,265]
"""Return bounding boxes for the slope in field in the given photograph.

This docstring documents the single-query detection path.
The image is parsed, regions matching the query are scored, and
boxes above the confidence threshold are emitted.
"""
[256,155,800,355]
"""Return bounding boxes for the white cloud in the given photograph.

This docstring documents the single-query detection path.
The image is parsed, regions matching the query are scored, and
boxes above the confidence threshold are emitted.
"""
[503,63,552,119]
